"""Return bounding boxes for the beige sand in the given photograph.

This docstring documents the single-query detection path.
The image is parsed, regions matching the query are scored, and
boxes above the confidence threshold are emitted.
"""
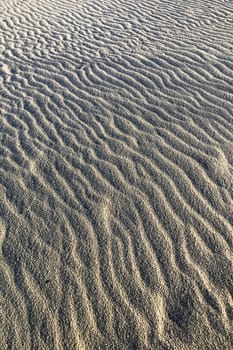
[1,0,233,349]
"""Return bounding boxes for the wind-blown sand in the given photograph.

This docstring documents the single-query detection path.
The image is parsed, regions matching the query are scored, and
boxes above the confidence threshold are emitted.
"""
[1,0,233,349]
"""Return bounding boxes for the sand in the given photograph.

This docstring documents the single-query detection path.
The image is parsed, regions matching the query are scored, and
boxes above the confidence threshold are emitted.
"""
[1,0,233,349]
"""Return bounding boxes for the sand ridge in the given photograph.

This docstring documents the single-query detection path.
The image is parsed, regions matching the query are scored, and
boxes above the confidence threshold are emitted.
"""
[1,0,233,349]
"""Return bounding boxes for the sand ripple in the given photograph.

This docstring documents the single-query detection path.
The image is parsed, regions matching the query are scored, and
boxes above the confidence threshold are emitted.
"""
[1,0,233,349]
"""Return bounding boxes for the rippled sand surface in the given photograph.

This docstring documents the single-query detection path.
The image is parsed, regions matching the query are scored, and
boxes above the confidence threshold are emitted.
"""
[1,1,233,349]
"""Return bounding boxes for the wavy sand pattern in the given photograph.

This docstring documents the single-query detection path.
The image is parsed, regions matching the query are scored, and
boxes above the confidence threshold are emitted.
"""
[1,0,233,349]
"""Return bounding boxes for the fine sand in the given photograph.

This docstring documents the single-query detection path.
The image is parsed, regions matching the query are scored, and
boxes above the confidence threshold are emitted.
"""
[1,0,233,349]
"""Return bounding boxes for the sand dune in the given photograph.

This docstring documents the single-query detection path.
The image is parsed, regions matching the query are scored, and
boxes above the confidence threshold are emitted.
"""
[1,0,233,349]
